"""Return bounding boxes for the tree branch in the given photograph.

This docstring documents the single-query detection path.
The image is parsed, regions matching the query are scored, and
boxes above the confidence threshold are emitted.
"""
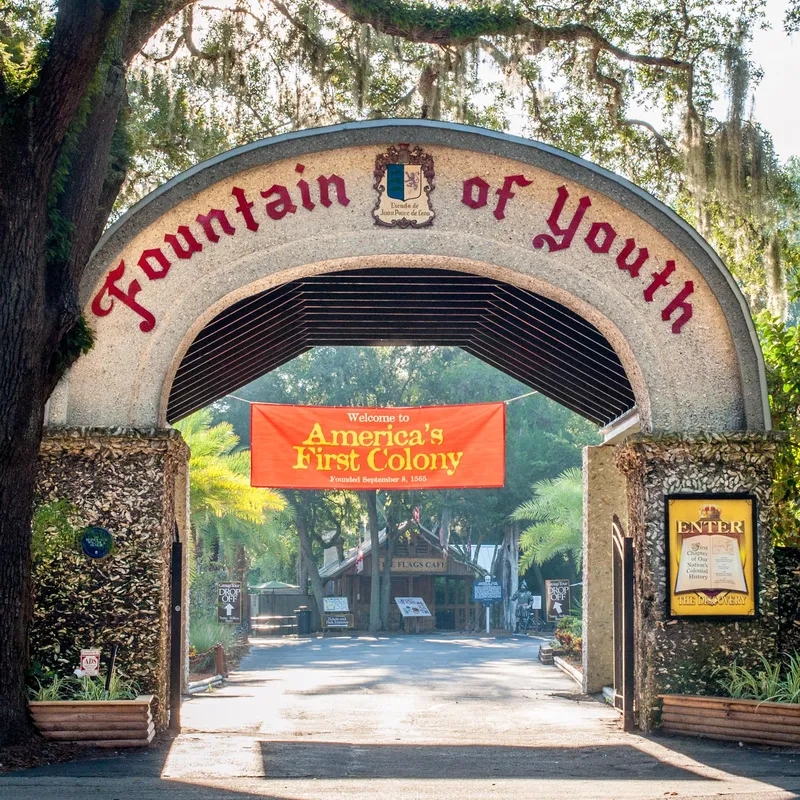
[320,0,693,76]
[140,35,185,63]
[622,118,672,152]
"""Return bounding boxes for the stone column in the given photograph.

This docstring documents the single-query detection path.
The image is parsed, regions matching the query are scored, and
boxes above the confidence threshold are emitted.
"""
[34,428,190,729]
[615,434,781,731]
[582,444,627,693]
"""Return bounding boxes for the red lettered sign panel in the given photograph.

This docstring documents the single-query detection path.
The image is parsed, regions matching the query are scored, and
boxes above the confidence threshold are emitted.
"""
[250,403,505,490]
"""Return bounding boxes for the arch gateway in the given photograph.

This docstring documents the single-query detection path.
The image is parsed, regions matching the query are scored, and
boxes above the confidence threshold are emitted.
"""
[37,120,781,732]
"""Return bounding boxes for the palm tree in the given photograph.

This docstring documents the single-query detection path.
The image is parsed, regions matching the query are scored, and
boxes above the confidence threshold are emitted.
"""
[511,467,583,573]
[174,409,286,592]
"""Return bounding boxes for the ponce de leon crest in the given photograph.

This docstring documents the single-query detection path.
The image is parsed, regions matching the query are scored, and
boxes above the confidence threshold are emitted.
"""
[373,144,435,227]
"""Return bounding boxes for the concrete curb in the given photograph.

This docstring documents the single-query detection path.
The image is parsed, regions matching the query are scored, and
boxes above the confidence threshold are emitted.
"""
[553,656,583,687]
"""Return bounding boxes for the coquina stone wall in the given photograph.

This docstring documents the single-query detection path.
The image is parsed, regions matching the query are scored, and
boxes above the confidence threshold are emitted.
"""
[775,547,800,654]
[616,433,782,730]
[33,428,189,729]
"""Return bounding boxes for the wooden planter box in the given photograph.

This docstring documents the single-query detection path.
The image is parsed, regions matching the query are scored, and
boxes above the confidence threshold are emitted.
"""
[29,694,155,748]
[660,694,800,748]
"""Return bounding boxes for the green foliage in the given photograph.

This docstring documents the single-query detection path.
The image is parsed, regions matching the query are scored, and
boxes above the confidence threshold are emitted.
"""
[554,615,582,659]
[50,314,96,377]
[189,618,239,670]
[30,499,79,564]
[27,672,139,701]
[756,312,800,546]
[714,653,800,703]
[511,467,583,572]
[189,618,239,654]
[0,1,55,99]
[27,673,72,702]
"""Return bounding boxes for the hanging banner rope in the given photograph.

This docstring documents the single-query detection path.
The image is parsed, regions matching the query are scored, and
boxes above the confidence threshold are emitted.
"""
[250,402,506,490]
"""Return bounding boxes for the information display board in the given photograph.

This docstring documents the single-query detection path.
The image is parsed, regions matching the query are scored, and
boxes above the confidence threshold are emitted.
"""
[217,581,242,624]
[323,597,350,613]
[666,495,757,618]
[395,597,432,617]
[472,580,503,605]
[545,579,570,622]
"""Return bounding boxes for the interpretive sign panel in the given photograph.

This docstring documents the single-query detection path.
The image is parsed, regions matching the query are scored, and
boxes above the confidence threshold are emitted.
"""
[217,581,242,624]
[395,597,432,617]
[323,597,349,613]
[472,580,503,605]
[666,495,757,618]
[545,580,570,622]
[250,403,505,490]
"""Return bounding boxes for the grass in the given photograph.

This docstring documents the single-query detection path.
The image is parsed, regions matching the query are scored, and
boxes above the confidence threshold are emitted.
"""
[27,673,138,701]
[714,653,800,703]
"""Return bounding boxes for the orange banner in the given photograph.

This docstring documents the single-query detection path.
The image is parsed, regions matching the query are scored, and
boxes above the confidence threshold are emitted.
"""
[250,403,505,490]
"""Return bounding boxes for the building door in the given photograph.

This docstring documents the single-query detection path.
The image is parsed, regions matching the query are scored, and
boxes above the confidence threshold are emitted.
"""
[612,514,635,731]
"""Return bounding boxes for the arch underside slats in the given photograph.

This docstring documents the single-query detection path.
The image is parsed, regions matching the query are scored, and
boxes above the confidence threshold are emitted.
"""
[166,268,636,426]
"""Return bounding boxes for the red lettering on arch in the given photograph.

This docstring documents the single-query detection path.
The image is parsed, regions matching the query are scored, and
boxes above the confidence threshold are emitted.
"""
[616,238,649,278]
[196,209,235,243]
[164,226,203,259]
[91,260,156,332]
[138,248,171,279]
[462,176,489,209]
[584,221,616,254]
[662,282,694,333]
[643,260,676,302]
[533,186,591,252]
[494,174,532,220]
[261,184,297,220]
[317,174,350,208]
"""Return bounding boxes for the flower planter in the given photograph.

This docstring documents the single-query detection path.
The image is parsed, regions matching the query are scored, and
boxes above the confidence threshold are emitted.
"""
[29,694,155,748]
[659,694,800,748]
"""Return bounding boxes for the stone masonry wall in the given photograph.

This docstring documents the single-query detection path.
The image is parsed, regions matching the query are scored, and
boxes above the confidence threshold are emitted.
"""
[616,434,782,730]
[775,547,800,654]
[33,428,189,729]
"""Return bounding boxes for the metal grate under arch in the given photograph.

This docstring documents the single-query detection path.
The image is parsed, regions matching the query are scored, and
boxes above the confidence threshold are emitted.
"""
[167,268,636,426]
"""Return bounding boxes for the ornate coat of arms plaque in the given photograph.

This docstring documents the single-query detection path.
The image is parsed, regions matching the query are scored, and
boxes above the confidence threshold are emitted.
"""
[373,144,435,227]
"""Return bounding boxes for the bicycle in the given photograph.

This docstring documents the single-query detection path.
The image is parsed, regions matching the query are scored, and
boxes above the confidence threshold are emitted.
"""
[515,602,545,634]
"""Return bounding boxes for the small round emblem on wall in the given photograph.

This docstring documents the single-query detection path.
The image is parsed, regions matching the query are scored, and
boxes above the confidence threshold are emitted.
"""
[81,527,114,559]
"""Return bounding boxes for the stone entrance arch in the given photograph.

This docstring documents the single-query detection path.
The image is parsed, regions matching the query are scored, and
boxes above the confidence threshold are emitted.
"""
[36,121,779,732]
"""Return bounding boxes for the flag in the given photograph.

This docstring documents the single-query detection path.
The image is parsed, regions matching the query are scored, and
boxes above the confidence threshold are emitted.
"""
[356,542,364,574]
[413,506,420,523]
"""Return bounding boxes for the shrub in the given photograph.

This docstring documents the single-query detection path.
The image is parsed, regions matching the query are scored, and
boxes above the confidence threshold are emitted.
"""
[189,617,239,670]
[714,652,800,703]
[28,672,138,701]
[554,615,583,659]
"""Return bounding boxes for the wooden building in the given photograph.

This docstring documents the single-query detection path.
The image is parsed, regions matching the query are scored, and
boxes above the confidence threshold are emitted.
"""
[319,530,485,631]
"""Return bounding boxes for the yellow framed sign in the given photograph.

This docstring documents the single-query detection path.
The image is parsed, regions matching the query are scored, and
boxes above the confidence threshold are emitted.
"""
[665,494,758,618]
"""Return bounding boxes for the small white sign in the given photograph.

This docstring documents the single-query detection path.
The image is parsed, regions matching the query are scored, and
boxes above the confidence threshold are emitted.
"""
[395,597,431,617]
[531,595,542,610]
[323,597,349,613]
[80,649,101,677]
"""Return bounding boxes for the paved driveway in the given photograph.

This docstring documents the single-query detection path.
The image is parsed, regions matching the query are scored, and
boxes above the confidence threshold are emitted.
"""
[2,634,800,799]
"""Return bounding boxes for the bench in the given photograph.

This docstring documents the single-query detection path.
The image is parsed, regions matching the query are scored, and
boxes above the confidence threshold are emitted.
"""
[250,615,297,636]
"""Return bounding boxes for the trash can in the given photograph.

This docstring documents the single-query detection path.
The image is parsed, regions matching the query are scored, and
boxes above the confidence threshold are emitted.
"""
[295,606,311,636]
